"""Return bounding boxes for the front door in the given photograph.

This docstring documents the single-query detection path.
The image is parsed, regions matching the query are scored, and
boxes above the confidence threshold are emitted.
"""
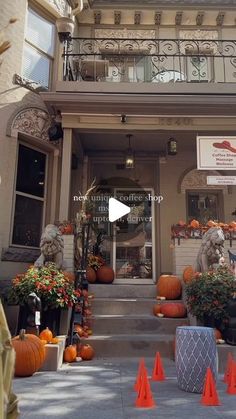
[113,188,155,283]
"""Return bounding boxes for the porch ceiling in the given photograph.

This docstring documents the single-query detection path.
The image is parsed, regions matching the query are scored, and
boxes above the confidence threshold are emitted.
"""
[75,129,233,153]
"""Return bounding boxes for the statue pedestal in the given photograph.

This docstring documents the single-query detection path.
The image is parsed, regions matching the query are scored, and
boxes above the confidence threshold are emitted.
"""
[40,335,67,371]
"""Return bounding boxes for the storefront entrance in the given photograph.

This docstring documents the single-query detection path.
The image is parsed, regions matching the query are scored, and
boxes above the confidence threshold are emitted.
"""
[112,188,155,284]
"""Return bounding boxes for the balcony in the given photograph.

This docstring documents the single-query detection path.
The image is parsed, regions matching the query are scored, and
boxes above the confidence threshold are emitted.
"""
[62,37,236,84]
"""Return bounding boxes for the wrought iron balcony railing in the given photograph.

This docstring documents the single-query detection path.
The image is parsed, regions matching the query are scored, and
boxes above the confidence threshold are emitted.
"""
[62,37,236,83]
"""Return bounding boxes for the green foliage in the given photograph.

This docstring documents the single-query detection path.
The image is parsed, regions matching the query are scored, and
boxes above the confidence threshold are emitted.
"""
[11,263,80,309]
[185,265,236,322]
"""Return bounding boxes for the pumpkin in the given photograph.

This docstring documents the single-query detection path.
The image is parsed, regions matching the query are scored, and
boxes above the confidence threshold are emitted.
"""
[178,220,186,226]
[63,345,77,363]
[190,219,200,229]
[214,329,222,340]
[74,324,84,337]
[96,265,114,283]
[153,304,162,316]
[11,329,45,377]
[229,221,236,230]
[157,275,182,300]
[62,271,75,283]
[160,302,187,318]
[183,266,195,284]
[39,327,53,343]
[80,344,95,361]
[40,339,48,346]
[61,222,73,235]
[50,337,59,344]
[207,220,218,227]
[86,267,97,283]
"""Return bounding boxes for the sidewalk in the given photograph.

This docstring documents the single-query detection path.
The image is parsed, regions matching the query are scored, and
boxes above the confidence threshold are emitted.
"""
[13,358,235,419]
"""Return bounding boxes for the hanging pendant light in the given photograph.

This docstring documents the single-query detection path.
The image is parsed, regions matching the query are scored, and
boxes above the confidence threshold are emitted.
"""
[125,134,134,169]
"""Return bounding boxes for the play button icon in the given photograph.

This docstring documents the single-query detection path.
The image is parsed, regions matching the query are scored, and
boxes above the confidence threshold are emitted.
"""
[108,197,131,222]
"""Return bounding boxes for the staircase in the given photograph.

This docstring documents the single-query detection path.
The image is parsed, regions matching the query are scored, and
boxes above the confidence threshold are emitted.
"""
[84,284,189,359]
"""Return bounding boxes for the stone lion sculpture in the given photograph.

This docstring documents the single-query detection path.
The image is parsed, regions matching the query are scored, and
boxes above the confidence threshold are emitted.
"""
[195,226,225,273]
[34,224,64,269]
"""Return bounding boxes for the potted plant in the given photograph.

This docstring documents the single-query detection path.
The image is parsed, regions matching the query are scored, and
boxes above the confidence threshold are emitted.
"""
[185,265,236,330]
[10,263,81,335]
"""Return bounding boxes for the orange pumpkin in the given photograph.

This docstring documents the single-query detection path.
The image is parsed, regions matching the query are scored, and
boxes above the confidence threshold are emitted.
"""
[86,267,97,283]
[50,337,59,344]
[207,220,218,227]
[190,219,200,229]
[63,345,77,363]
[214,329,222,340]
[183,266,195,284]
[80,344,95,361]
[157,275,182,300]
[153,304,162,316]
[62,223,73,234]
[39,327,53,343]
[40,339,48,346]
[96,266,114,283]
[160,302,187,318]
[12,329,45,377]
[229,221,236,230]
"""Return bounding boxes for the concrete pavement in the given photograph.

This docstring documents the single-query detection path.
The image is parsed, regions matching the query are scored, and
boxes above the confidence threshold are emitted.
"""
[13,357,236,419]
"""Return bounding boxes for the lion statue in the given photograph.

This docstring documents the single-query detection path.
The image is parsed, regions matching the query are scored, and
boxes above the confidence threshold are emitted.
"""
[195,226,225,273]
[34,224,64,269]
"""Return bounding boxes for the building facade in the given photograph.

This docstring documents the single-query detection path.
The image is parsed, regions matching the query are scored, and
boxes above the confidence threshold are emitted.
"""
[0,0,236,284]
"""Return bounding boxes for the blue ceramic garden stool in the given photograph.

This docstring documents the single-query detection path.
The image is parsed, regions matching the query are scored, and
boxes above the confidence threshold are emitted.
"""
[175,326,217,393]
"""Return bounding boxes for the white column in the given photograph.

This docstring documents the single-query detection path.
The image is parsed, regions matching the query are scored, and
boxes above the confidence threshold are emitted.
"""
[59,128,72,221]
[50,148,59,223]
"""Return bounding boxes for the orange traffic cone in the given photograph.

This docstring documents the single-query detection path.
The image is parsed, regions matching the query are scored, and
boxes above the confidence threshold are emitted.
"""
[227,361,236,395]
[135,366,156,408]
[201,368,221,406]
[223,352,233,383]
[152,352,166,381]
[134,358,146,391]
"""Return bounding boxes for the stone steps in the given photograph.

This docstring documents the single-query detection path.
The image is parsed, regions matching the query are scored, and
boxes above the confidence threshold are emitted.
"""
[89,284,157,299]
[91,314,188,335]
[92,298,181,315]
[87,283,188,359]
[82,333,175,359]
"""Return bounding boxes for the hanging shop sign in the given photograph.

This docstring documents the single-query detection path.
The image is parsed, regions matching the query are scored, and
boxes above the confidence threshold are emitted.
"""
[207,176,236,185]
[197,136,236,170]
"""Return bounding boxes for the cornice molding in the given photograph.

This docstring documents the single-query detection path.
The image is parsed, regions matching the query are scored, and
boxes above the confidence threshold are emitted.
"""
[88,0,236,9]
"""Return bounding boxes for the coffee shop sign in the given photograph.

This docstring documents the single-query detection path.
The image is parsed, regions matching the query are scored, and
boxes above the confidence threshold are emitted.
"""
[197,136,236,170]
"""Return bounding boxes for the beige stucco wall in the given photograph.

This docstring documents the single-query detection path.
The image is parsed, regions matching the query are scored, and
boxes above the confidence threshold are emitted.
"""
[0,0,64,280]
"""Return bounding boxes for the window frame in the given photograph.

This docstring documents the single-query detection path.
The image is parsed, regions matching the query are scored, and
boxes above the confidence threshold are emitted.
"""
[11,141,49,249]
[22,6,56,88]
[186,189,224,224]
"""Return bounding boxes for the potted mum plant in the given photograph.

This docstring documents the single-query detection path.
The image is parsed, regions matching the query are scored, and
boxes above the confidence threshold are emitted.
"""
[10,263,80,334]
[185,265,236,330]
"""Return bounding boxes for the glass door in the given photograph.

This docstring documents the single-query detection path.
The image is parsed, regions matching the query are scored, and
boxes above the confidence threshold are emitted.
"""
[113,188,155,283]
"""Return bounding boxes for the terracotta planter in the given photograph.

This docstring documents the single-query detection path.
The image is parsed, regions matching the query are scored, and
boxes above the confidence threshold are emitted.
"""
[96,266,114,283]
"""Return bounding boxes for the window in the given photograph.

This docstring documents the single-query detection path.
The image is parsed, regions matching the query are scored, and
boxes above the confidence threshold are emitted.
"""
[187,191,222,225]
[22,8,55,88]
[12,144,47,247]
